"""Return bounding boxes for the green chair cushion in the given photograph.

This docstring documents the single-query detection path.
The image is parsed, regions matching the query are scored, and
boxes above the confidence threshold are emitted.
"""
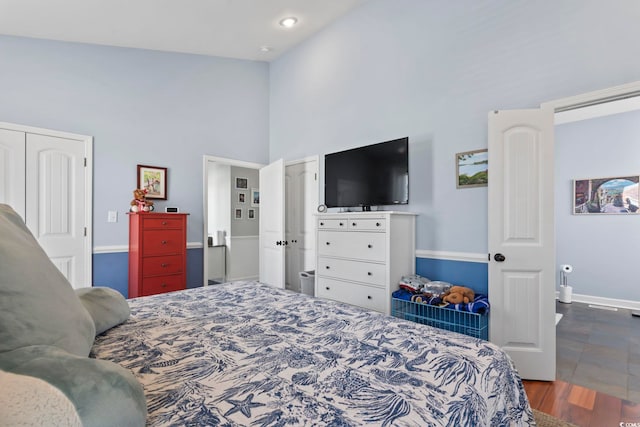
[0,345,147,427]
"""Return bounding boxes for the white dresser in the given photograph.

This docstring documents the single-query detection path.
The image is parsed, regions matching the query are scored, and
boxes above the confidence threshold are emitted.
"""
[315,212,416,315]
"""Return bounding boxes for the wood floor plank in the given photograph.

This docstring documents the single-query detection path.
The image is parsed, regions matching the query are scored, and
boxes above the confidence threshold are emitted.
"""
[523,379,640,426]
[567,384,596,410]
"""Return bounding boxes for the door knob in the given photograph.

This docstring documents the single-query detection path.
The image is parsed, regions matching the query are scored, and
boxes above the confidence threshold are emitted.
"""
[494,253,506,262]
[276,241,282,246]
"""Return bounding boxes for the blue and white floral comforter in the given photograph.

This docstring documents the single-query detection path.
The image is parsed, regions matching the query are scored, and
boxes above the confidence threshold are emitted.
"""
[91,282,534,426]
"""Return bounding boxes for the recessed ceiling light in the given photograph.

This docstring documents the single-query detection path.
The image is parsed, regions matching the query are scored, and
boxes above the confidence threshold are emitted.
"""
[260,46,273,53]
[279,17,298,28]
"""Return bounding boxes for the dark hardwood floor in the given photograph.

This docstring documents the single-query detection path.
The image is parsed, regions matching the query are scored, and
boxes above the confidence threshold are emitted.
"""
[524,379,640,426]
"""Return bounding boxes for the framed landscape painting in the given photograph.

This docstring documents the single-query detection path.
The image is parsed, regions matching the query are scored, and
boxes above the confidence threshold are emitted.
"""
[456,149,488,188]
[137,165,167,200]
[573,175,639,214]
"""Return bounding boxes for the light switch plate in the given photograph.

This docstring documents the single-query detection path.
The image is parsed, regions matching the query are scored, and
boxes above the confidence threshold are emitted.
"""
[107,210,118,223]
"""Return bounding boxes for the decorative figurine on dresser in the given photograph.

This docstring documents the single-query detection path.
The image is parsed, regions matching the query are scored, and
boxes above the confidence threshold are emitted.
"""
[128,212,189,297]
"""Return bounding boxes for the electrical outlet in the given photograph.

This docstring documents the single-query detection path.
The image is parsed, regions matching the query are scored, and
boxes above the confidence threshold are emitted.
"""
[107,210,118,223]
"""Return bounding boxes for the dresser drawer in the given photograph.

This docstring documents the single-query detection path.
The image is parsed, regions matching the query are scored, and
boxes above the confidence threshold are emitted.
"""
[141,275,184,296]
[142,230,185,255]
[347,218,386,231]
[317,231,385,262]
[142,255,184,276]
[317,218,348,230]
[142,217,185,229]
[317,256,386,286]
[316,277,387,313]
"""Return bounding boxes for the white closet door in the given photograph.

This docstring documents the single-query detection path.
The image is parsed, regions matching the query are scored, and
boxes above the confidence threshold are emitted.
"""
[26,133,87,288]
[259,159,285,288]
[285,158,318,291]
[0,129,26,220]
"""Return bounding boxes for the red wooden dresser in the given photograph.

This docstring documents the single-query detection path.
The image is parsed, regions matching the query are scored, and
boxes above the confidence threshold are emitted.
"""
[128,212,188,298]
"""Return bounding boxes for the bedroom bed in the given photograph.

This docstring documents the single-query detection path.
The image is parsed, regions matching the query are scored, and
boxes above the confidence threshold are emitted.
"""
[91,281,534,426]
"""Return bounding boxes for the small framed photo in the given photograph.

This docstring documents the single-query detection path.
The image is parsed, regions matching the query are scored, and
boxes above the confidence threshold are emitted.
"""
[237,192,246,204]
[573,175,639,214]
[251,188,260,206]
[456,149,488,189]
[137,165,167,200]
[235,177,248,190]
[248,208,256,220]
[234,208,243,220]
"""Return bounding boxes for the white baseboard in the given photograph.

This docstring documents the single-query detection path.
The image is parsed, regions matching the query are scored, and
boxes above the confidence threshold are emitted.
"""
[555,290,640,310]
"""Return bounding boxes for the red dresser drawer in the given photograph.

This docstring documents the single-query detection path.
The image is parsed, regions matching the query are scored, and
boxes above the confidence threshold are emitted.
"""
[142,230,184,255]
[142,217,185,229]
[141,275,184,296]
[142,255,183,276]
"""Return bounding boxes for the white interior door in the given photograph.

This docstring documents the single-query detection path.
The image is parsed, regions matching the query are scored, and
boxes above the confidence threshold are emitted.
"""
[285,158,319,291]
[259,159,285,288]
[25,133,88,288]
[488,108,556,381]
[0,128,26,220]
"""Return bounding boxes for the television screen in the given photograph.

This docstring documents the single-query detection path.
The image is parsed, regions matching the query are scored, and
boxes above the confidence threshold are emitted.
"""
[325,137,409,209]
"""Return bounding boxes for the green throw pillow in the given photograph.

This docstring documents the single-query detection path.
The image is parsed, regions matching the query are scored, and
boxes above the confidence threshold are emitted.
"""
[76,287,130,335]
[0,204,95,356]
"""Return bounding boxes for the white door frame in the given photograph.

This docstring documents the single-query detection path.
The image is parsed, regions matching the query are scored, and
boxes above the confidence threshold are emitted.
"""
[0,121,93,287]
[202,155,264,286]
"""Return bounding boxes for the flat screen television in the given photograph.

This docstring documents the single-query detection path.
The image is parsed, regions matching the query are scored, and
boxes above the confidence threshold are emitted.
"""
[324,137,409,210]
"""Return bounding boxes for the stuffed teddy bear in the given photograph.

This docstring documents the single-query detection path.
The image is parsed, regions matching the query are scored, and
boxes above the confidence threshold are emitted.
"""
[130,188,154,212]
[442,285,475,304]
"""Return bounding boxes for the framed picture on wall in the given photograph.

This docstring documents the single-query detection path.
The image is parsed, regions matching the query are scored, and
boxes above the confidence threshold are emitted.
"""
[248,208,256,220]
[573,175,639,214]
[137,165,167,199]
[251,188,260,206]
[456,149,488,189]
[234,208,243,220]
[235,177,248,190]
[237,192,246,204]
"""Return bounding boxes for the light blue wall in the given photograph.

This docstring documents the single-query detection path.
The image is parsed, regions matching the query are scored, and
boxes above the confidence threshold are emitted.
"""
[0,35,269,293]
[0,35,270,248]
[269,0,640,254]
[555,110,640,301]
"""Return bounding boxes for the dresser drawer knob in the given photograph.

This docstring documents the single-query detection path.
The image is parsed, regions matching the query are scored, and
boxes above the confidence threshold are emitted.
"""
[367,295,372,300]
[352,222,357,226]
[325,266,330,269]
[325,286,330,290]
[161,283,167,288]
[339,222,344,226]
[320,222,324,226]
[162,221,167,225]
[367,272,372,276]
[376,222,381,227]
[367,244,372,248]
[326,241,331,246]
[161,263,168,268]
[161,240,167,245]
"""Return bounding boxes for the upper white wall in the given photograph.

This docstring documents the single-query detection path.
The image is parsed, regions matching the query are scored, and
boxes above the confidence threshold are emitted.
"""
[269,0,640,253]
[555,109,640,301]
[0,35,269,246]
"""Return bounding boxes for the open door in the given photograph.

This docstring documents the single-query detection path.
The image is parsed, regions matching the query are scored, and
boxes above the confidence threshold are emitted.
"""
[259,159,285,288]
[488,108,556,380]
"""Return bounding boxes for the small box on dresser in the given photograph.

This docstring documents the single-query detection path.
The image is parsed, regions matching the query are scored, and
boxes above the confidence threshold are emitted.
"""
[315,212,416,315]
[128,212,189,298]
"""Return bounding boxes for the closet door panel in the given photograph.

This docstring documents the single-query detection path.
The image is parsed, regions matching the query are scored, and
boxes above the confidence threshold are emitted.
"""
[26,133,86,287]
[0,128,26,220]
